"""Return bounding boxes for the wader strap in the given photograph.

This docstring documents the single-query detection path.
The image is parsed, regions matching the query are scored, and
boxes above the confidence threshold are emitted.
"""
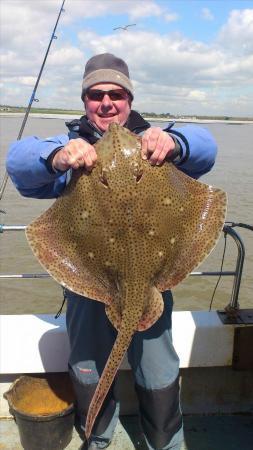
[54,288,67,319]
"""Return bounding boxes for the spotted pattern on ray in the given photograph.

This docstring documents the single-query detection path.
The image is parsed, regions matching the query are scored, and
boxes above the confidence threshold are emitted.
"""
[26,123,227,439]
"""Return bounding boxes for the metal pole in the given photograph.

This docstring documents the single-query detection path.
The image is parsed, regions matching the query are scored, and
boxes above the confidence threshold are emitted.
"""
[0,271,236,279]
[0,225,26,232]
[0,0,66,200]
[223,226,245,310]
[0,274,50,279]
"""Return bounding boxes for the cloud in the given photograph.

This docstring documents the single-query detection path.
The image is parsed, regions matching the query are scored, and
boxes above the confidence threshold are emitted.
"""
[201,8,214,21]
[188,90,207,101]
[127,1,162,20]
[164,13,179,22]
[0,0,61,51]
[55,0,164,22]
[46,46,84,67]
[0,1,252,116]
[78,30,222,87]
[76,25,253,115]
[217,9,253,55]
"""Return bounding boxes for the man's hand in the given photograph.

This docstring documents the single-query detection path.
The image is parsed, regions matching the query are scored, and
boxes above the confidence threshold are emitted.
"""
[52,139,97,172]
[141,127,176,165]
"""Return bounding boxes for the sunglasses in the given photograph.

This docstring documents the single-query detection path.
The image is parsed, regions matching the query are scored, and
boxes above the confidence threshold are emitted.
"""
[86,88,129,102]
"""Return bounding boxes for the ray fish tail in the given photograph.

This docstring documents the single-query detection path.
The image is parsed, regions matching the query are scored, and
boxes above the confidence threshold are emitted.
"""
[84,307,142,439]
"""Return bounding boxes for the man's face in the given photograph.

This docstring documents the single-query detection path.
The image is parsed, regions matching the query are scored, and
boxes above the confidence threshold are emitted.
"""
[84,83,131,132]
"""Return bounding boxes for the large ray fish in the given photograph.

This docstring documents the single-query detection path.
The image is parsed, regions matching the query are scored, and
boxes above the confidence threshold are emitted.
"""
[26,123,227,438]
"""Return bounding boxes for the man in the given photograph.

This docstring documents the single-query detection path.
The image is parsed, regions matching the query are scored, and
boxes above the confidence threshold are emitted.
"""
[7,53,217,450]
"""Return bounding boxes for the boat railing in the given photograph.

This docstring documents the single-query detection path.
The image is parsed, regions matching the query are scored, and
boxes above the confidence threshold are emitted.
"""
[0,223,251,322]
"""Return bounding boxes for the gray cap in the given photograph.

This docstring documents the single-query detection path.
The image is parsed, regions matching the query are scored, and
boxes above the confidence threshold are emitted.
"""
[81,53,134,100]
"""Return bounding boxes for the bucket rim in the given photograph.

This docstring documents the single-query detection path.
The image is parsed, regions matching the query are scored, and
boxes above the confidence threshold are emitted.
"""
[4,375,75,421]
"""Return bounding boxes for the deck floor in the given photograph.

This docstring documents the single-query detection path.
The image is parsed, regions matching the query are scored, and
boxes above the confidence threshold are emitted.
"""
[1,414,253,449]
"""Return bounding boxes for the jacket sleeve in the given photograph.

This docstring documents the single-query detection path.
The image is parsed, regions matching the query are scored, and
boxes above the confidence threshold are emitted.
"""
[168,124,217,179]
[6,134,70,198]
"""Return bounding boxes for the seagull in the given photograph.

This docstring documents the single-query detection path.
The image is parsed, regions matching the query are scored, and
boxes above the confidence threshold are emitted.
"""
[113,24,136,31]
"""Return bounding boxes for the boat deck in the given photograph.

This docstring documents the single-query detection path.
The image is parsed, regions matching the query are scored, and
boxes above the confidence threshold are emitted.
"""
[1,414,253,450]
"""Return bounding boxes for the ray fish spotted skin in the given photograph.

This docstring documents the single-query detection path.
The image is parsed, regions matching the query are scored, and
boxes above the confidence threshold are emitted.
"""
[26,123,227,438]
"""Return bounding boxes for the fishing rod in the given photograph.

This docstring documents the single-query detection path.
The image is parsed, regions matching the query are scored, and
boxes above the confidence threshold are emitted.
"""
[0,0,66,201]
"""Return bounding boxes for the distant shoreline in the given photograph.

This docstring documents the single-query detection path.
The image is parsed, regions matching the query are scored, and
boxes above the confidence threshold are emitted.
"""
[1,112,253,124]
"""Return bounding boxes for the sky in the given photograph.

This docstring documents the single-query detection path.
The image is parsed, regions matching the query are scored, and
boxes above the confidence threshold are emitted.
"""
[0,0,253,116]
